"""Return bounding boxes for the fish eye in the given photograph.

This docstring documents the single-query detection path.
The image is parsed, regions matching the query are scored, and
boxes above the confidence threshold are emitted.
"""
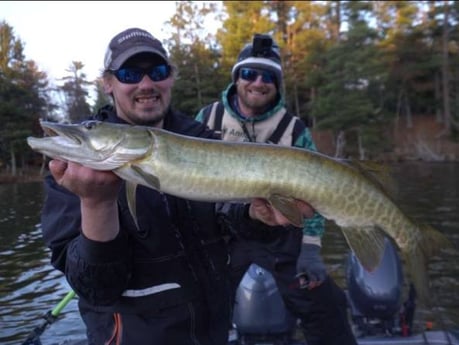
[83,121,99,130]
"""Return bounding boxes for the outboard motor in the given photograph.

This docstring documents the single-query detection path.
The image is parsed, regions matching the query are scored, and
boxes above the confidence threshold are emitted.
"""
[231,263,297,345]
[346,237,405,336]
[230,237,409,344]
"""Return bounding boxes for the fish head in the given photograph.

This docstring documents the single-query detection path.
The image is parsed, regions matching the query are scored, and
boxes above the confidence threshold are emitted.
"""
[27,120,152,170]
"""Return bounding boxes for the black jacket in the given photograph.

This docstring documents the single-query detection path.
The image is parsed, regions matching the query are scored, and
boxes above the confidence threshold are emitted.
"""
[40,106,231,344]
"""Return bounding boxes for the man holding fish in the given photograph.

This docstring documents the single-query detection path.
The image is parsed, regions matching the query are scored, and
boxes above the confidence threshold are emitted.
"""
[31,25,453,345]
[37,28,314,345]
[196,34,357,345]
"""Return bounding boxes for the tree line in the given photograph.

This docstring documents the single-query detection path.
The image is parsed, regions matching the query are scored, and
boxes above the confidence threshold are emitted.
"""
[1,1,459,176]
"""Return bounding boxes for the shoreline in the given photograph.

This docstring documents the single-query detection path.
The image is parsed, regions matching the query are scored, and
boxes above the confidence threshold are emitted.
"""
[1,159,458,185]
[0,173,44,184]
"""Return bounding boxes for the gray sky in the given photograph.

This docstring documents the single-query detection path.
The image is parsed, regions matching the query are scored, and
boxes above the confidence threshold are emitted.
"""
[1,1,179,83]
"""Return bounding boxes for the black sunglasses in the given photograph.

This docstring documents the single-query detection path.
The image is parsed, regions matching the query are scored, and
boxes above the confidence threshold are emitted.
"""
[240,67,276,84]
[112,64,171,84]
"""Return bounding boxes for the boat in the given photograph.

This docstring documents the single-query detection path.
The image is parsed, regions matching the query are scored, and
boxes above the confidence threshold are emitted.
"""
[23,238,459,345]
[229,238,459,345]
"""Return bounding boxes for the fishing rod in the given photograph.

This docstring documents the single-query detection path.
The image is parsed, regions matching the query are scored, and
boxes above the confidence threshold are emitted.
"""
[22,290,76,345]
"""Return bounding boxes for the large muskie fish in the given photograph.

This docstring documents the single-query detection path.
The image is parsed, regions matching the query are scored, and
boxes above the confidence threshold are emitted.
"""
[27,120,453,304]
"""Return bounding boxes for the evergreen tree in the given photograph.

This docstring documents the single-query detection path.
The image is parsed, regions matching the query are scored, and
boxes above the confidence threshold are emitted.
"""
[58,61,92,123]
[165,1,226,115]
[0,20,51,175]
[311,1,389,159]
[218,1,275,73]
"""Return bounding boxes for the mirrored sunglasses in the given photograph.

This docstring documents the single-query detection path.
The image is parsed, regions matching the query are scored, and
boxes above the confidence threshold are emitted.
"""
[240,67,276,84]
[113,64,171,84]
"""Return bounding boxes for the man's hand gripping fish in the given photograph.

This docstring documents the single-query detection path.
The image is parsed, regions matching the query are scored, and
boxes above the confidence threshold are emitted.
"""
[27,120,454,305]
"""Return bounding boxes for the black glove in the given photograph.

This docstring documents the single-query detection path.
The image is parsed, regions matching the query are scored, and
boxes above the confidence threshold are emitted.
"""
[296,243,327,284]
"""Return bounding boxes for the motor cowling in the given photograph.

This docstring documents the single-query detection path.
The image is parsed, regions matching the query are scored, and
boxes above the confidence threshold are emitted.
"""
[232,263,296,335]
[346,237,404,320]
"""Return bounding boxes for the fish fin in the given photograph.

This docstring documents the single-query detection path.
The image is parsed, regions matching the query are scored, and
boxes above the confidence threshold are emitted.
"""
[402,245,430,307]
[341,226,388,271]
[401,223,455,306]
[418,223,455,257]
[131,165,161,190]
[126,166,160,230]
[268,194,304,227]
[125,181,140,230]
[345,159,398,198]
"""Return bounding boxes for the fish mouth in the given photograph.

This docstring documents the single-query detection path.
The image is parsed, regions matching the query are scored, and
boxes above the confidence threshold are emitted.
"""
[28,120,152,170]
[41,126,58,137]
[40,122,83,147]
[40,126,62,140]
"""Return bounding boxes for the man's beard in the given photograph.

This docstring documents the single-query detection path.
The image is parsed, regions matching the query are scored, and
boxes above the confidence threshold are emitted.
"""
[131,111,167,127]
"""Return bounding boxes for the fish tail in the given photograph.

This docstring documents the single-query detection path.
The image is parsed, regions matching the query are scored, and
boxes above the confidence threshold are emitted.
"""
[403,224,453,306]
[403,247,429,306]
[419,224,455,258]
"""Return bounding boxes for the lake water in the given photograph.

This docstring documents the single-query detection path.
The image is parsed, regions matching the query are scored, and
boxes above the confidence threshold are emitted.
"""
[0,162,458,345]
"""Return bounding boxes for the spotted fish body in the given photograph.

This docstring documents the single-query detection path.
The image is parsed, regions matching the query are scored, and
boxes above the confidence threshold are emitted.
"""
[27,120,453,304]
